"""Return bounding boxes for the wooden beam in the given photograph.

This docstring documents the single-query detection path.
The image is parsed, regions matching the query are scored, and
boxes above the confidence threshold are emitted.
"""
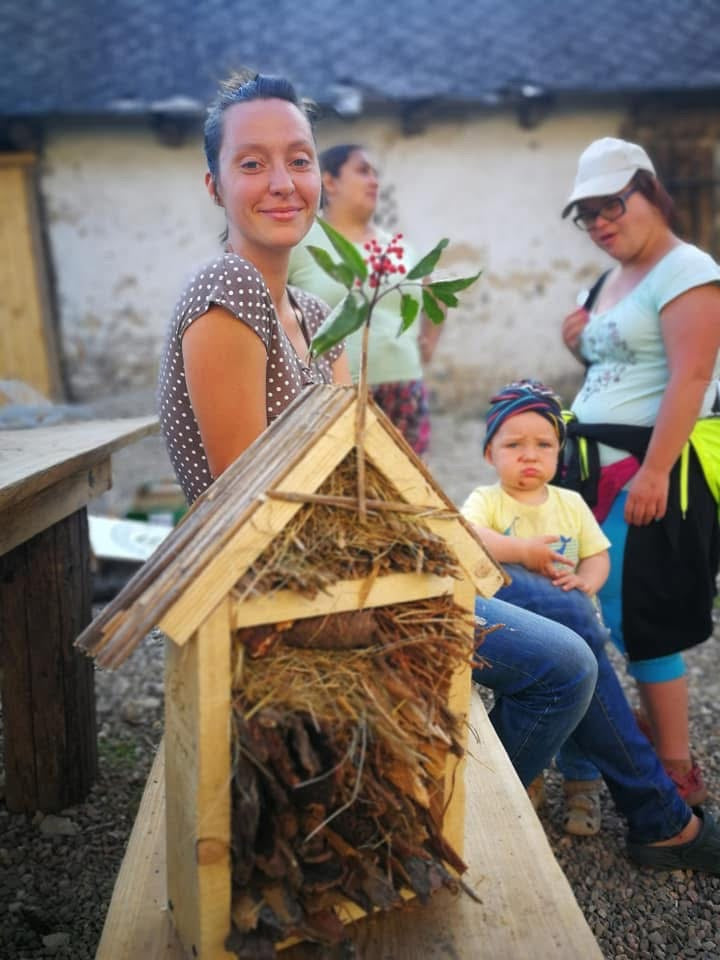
[164,599,235,960]
[0,416,158,513]
[95,745,169,960]
[231,572,455,629]
[441,576,476,858]
[0,459,111,556]
[0,508,97,812]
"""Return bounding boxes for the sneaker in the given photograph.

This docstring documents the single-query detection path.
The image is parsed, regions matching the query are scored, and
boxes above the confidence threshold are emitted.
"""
[563,779,602,837]
[627,808,720,874]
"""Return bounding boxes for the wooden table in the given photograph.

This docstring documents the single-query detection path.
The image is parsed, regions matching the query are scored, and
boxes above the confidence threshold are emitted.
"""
[0,416,159,812]
[96,693,603,960]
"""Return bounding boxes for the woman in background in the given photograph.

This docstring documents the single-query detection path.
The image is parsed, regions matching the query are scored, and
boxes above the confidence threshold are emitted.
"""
[288,143,440,455]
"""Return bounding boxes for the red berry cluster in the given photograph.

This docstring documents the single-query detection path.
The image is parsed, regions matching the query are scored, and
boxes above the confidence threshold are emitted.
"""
[362,233,406,288]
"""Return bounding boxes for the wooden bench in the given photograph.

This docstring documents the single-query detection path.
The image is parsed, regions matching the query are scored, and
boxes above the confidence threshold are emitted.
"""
[97,691,603,959]
[0,416,158,812]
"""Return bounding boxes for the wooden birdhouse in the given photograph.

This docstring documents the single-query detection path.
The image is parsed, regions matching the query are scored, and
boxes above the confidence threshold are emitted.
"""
[77,384,599,960]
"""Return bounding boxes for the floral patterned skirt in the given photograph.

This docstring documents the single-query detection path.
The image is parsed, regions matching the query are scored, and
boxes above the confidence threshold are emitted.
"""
[371,379,430,456]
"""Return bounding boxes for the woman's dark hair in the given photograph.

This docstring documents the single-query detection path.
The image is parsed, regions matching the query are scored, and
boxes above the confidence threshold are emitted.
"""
[631,170,677,228]
[204,71,316,182]
[318,143,364,178]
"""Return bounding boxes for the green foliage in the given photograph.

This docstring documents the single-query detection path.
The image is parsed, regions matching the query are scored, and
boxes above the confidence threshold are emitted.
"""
[399,292,421,334]
[422,288,445,325]
[308,226,481,358]
[429,272,482,301]
[316,218,368,282]
[310,292,369,357]
[405,238,449,280]
[306,245,355,289]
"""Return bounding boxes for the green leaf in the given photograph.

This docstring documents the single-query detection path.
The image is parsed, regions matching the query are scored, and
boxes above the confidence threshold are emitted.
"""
[398,293,421,334]
[422,288,445,325]
[310,293,369,357]
[306,245,355,289]
[406,238,449,280]
[428,271,482,296]
[316,218,368,282]
[429,286,459,308]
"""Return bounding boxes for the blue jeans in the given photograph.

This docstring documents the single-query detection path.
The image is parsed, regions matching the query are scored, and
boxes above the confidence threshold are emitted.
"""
[475,570,691,844]
[499,564,611,782]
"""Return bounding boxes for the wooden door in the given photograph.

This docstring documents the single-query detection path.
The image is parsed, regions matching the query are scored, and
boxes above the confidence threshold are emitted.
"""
[0,152,63,399]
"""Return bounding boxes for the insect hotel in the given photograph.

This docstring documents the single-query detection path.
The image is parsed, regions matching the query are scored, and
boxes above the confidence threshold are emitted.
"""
[78,385,601,960]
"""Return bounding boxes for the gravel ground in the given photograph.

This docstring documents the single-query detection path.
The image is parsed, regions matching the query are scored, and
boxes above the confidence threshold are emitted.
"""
[1,407,719,959]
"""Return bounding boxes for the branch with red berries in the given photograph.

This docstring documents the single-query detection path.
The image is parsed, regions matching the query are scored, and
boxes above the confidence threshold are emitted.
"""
[307,218,482,516]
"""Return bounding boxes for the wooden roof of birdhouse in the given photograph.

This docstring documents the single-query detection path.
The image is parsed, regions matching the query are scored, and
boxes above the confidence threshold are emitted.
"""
[76,384,505,668]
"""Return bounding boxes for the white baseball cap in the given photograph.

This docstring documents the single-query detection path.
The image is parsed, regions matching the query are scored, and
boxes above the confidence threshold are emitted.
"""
[562,137,656,218]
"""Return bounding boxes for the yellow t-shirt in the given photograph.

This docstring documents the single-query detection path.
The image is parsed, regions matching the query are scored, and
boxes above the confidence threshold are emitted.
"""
[461,482,610,569]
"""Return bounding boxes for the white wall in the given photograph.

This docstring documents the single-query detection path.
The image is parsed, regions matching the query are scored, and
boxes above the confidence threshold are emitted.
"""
[42,107,623,409]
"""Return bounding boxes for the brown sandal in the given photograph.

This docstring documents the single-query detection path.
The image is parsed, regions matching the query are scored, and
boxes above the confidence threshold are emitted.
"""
[563,779,602,836]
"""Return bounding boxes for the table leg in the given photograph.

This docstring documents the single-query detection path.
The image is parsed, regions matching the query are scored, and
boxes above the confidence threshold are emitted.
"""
[0,506,97,812]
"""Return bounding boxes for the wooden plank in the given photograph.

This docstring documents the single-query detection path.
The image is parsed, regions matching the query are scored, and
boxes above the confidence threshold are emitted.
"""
[0,508,97,812]
[231,572,456,629]
[164,601,235,960]
[441,577,476,858]
[158,404,368,645]
[0,458,111,556]
[0,415,158,512]
[0,157,60,397]
[98,693,601,959]
[96,744,173,960]
[363,418,506,598]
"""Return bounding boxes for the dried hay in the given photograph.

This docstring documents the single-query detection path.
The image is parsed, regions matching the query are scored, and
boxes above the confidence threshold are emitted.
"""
[235,450,460,600]
[228,595,478,957]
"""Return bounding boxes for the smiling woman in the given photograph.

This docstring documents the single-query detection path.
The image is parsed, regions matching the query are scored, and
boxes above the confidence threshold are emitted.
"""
[157,72,351,503]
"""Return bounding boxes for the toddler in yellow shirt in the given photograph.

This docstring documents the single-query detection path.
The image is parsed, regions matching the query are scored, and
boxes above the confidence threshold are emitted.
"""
[462,380,611,835]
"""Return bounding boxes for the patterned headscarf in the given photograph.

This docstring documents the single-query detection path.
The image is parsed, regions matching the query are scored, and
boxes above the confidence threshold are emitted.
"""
[483,379,566,451]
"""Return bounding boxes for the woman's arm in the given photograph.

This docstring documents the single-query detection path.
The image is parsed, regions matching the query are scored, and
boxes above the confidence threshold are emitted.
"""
[625,283,720,526]
[182,305,268,479]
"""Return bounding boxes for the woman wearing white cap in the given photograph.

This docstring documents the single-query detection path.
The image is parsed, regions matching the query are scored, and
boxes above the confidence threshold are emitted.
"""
[559,136,720,809]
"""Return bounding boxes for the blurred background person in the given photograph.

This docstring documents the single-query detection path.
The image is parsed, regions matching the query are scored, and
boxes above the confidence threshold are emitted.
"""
[288,143,441,456]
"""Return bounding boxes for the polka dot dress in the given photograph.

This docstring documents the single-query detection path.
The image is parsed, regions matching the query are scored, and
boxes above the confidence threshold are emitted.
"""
[158,253,341,503]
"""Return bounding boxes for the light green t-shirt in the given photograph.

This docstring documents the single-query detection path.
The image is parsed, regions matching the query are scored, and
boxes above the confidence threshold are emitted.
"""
[572,242,720,466]
[461,482,610,569]
[288,221,424,385]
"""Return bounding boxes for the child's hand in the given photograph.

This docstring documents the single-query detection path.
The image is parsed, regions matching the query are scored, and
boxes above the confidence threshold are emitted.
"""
[520,536,575,578]
[551,570,591,593]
